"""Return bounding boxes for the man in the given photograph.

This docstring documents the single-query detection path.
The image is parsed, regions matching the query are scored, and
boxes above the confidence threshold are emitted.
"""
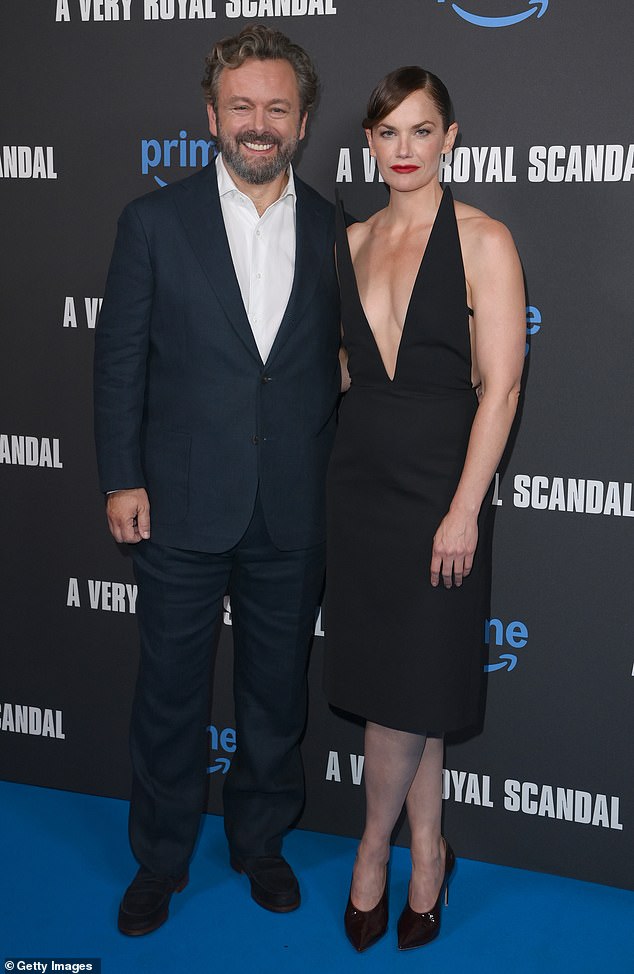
[94,24,340,936]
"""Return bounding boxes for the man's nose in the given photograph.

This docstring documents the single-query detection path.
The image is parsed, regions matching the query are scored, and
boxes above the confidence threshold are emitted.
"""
[253,107,267,132]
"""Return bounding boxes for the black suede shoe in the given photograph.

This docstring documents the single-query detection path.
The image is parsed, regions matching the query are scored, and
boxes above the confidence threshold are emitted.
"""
[117,867,188,936]
[230,855,300,912]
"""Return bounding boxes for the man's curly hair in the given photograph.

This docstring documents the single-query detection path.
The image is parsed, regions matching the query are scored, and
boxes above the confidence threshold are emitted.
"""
[201,23,319,116]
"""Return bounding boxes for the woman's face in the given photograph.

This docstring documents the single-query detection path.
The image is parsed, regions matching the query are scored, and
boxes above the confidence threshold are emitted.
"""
[366,88,458,190]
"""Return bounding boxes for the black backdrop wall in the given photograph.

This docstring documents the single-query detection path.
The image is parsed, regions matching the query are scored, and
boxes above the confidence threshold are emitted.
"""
[1,0,632,890]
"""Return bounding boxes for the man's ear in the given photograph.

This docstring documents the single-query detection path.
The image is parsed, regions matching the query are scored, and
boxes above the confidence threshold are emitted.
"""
[207,103,218,138]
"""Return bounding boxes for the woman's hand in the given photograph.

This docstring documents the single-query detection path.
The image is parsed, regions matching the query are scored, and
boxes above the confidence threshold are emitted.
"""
[430,510,478,588]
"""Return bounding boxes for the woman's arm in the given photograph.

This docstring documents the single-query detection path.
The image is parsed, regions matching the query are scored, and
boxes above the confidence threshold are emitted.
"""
[339,344,351,392]
[430,217,525,588]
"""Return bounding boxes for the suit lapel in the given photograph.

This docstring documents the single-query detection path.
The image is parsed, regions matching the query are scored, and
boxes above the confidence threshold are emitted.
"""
[173,163,262,363]
[265,177,328,367]
[173,165,328,367]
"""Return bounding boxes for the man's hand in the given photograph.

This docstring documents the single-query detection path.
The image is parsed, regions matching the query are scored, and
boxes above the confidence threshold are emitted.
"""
[106,488,151,543]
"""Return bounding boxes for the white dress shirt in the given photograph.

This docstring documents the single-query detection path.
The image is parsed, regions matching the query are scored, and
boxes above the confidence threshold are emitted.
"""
[216,153,296,363]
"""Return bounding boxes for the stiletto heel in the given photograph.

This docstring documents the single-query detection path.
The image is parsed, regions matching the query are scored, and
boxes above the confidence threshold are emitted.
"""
[344,869,389,952]
[397,838,455,950]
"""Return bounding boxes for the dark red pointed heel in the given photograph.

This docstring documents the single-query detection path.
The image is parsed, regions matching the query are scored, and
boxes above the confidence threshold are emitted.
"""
[344,872,389,952]
[397,839,455,950]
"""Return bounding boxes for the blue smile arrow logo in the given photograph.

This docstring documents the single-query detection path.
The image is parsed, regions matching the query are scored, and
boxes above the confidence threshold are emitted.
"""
[484,653,518,673]
[447,0,548,28]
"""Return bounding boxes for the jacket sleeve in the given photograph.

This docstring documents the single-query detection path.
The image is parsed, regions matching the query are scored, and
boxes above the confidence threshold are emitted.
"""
[93,200,153,493]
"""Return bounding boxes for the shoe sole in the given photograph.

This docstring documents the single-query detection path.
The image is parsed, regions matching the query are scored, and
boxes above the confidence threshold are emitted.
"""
[347,927,388,953]
[397,927,441,950]
[118,911,169,937]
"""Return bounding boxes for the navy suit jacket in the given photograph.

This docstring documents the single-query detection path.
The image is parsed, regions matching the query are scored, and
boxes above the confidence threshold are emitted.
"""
[94,162,341,552]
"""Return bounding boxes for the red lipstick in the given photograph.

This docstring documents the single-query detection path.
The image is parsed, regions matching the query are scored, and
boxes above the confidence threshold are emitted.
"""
[391,165,419,173]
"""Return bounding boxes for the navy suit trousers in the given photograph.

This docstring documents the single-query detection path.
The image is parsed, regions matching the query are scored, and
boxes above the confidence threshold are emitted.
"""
[128,491,326,877]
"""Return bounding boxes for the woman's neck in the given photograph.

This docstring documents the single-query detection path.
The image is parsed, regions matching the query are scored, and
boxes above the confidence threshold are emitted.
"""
[383,179,444,230]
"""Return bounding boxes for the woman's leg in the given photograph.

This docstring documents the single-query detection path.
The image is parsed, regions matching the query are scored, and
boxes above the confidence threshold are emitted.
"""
[351,721,427,909]
[404,735,445,910]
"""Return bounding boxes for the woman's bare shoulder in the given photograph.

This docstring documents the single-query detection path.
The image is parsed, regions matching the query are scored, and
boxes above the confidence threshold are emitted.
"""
[454,199,517,258]
[346,209,385,255]
[346,220,366,243]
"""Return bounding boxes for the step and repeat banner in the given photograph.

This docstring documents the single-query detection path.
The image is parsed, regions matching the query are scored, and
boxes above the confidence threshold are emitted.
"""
[1,1,632,890]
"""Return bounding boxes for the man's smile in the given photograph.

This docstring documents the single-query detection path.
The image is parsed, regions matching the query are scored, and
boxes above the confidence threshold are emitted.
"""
[243,141,275,152]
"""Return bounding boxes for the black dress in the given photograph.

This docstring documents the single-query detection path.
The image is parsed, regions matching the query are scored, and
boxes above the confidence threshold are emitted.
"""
[324,188,493,735]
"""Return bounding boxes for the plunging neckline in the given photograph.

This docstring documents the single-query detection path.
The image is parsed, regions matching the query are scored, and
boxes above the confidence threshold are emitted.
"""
[341,187,448,383]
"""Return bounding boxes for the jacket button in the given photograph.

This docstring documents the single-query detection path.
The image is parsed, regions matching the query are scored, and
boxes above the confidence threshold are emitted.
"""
[261,375,272,384]
[252,435,259,445]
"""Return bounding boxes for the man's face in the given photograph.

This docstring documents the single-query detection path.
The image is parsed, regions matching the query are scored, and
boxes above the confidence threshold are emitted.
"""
[207,58,307,186]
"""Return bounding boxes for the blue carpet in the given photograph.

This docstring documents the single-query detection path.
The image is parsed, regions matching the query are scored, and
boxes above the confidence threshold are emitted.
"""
[1,781,632,973]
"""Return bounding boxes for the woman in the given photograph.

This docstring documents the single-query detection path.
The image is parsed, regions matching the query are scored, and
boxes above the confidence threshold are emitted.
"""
[324,67,525,952]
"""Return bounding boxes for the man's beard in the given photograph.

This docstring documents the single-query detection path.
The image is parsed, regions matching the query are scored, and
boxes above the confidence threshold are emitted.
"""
[215,126,300,185]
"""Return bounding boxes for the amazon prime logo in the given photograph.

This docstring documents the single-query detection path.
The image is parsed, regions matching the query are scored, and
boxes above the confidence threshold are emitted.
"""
[438,0,549,28]
[484,616,528,672]
[141,129,216,187]
[207,723,236,775]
